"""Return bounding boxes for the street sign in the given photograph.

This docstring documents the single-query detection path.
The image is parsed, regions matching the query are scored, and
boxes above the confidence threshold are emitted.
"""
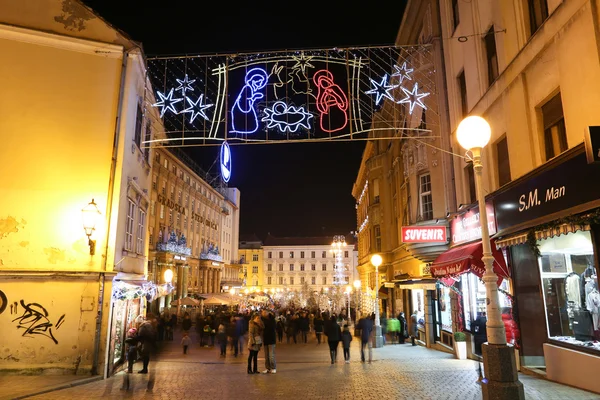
[584,126,600,164]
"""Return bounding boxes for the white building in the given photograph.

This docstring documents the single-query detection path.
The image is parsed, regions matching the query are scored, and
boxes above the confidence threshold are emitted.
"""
[261,235,358,291]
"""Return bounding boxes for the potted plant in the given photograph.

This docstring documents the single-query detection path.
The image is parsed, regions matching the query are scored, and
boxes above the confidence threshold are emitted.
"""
[454,331,467,360]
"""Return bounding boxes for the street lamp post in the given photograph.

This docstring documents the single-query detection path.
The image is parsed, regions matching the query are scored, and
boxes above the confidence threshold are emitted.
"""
[353,279,361,323]
[345,285,352,326]
[370,254,384,348]
[456,116,524,399]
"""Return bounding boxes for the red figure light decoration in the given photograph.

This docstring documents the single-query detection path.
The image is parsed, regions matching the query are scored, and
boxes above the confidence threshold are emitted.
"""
[313,70,348,133]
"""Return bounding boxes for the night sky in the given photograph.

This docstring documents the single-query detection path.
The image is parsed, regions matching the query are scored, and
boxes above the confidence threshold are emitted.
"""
[82,0,407,240]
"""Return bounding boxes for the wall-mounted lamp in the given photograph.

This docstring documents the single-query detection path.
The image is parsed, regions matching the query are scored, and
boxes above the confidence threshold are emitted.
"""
[82,199,101,255]
[164,268,173,283]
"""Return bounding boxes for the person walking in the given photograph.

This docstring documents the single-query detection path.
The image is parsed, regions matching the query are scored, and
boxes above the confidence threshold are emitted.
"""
[397,312,408,344]
[261,309,277,374]
[229,316,241,357]
[276,317,284,343]
[137,315,157,373]
[217,319,227,357]
[358,315,373,363]
[247,314,264,374]
[410,311,419,346]
[181,332,191,354]
[324,315,342,364]
[314,313,325,345]
[182,312,192,334]
[341,324,353,363]
[299,312,310,343]
[235,313,245,355]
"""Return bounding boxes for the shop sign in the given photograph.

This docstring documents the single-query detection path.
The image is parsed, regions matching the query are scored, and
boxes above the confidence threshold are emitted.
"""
[156,194,219,230]
[494,151,600,232]
[450,202,496,246]
[401,226,447,243]
[430,261,485,277]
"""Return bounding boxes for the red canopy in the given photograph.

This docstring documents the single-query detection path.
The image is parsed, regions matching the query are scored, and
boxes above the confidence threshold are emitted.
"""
[430,240,509,281]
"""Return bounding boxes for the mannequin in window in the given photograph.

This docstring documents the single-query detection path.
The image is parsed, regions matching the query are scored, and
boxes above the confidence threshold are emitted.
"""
[565,272,581,308]
[581,265,596,307]
[586,281,600,331]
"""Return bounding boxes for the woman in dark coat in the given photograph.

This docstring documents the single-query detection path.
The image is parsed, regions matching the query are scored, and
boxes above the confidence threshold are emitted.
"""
[314,314,325,344]
[397,312,408,344]
[324,316,342,364]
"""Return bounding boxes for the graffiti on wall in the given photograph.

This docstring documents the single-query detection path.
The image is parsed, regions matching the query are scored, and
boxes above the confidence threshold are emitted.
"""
[12,300,66,344]
[0,290,7,314]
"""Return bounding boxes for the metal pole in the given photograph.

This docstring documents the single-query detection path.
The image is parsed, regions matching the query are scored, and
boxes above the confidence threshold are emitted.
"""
[471,147,505,345]
[373,265,383,347]
[472,147,524,399]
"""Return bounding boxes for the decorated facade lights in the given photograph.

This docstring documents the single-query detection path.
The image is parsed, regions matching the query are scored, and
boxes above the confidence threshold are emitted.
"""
[331,235,348,286]
[153,88,182,118]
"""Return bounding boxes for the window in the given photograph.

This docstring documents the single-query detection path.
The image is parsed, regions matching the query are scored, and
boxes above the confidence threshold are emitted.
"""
[484,26,499,86]
[322,264,327,271]
[458,71,467,118]
[268,251,272,259]
[268,264,272,272]
[374,225,381,252]
[290,251,294,258]
[252,266,258,274]
[279,277,284,285]
[322,251,326,258]
[528,0,549,36]
[344,251,349,258]
[252,254,259,262]
[290,264,294,271]
[311,251,315,258]
[149,227,154,246]
[279,251,283,258]
[300,264,305,271]
[496,136,511,186]
[133,101,143,148]
[161,182,166,195]
[465,162,476,204]
[542,92,568,161]
[373,178,380,204]
[419,174,433,220]
[169,209,173,224]
[290,277,294,285]
[268,277,272,285]
[311,277,316,285]
[125,199,136,251]
[311,264,316,271]
[301,277,305,284]
[452,0,460,30]
[160,204,165,219]
[253,279,258,286]
[143,119,151,160]
[300,251,305,258]
[322,277,327,285]
[136,209,145,254]
[279,264,283,271]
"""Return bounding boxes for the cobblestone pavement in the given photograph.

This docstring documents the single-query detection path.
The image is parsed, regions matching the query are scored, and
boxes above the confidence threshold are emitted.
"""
[10,329,600,400]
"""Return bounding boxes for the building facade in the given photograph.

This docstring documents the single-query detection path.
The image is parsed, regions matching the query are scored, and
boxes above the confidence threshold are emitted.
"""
[147,147,241,314]
[238,235,264,289]
[433,0,600,393]
[353,0,456,350]
[0,0,154,378]
[261,235,359,292]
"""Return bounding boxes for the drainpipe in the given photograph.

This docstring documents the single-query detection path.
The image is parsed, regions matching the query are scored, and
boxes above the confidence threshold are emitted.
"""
[91,48,130,377]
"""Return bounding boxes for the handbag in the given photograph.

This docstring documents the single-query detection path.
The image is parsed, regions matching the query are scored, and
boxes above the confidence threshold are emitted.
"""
[254,335,263,345]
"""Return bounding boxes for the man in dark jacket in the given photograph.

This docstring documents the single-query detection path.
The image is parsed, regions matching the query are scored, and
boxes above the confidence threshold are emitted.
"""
[261,309,277,373]
[358,316,373,362]
[299,312,310,343]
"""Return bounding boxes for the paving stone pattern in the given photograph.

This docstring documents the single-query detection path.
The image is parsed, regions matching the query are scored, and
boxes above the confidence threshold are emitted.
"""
[10,329,600,400]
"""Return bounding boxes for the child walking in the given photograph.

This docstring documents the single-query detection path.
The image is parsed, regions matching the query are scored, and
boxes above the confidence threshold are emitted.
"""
[341,324,353,363]
[181,332,192,354]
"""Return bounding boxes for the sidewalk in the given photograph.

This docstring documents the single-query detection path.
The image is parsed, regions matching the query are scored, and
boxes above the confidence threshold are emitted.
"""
[0,374,101,400]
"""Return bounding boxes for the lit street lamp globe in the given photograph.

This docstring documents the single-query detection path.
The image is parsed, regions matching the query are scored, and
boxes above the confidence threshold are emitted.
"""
[456,116,491,151]
[370,254,382,268]
[163,269,173,283]
[353,280,361,289]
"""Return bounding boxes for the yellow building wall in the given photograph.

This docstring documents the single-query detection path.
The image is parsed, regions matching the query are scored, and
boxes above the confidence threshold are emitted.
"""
[0,32,122,372]
[0,36,121,271]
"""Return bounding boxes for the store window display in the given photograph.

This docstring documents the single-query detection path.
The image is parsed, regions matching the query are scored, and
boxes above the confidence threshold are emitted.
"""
[411,289,425,330]
[537,230,598,349]
[436,284,452,334]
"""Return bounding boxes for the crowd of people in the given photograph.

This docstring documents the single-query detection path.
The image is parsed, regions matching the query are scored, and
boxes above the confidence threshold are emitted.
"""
[123,307,421,378]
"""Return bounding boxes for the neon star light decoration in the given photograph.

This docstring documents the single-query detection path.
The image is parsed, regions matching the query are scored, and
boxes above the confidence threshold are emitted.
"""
[261,101,313,133]
[364,74,398,106]
[291,52,315,74]
[220,141,232,183]
[152,88,183,118]
[175,74,196,94]
[313,69,348,133]
[230,67,268,134]
[392,62,413,84]
[397,82,430,114]
[182,94,213,123]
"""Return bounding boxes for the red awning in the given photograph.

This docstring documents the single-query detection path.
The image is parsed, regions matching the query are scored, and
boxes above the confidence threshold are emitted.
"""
[430,240,509,281]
